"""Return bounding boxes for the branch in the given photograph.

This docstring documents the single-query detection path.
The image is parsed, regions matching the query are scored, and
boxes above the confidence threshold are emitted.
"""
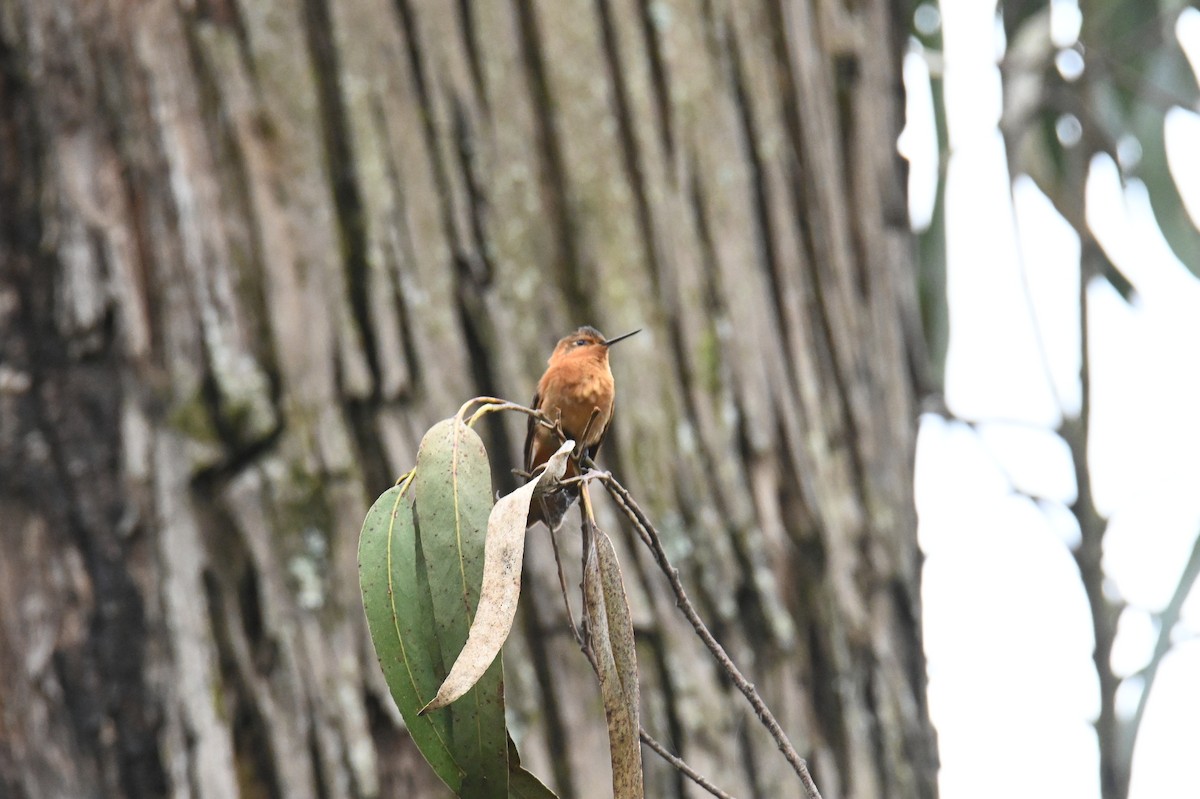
[1068,242,1127,799]
[491,397,818,797]
[638,730,736,799]
[1125,526,1200,764]
[586,464,823,799]
[544,509,736,799]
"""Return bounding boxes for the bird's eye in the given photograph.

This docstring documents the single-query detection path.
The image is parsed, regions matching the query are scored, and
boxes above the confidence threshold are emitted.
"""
[574,339,587,347]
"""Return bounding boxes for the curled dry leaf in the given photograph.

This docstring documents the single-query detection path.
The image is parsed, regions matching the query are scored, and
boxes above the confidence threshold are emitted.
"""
[420,440,576,715]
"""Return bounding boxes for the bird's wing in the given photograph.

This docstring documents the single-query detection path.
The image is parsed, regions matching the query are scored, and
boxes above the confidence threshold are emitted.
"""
[522,391,540,472]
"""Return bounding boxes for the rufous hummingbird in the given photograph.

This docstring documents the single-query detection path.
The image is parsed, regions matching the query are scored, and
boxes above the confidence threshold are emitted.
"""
[523,326,640,528]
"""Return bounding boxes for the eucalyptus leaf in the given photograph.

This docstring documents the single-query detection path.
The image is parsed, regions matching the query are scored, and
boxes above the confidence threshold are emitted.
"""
[508,733,559,799]
[423,440,575,714]
[358,479,463,791]
[414,418,509,798]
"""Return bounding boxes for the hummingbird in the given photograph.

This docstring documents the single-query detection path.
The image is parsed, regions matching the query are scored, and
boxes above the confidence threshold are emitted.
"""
[523,325,640,528]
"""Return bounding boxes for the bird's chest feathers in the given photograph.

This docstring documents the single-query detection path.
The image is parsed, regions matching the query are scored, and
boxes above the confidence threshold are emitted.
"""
[542,369,614,438]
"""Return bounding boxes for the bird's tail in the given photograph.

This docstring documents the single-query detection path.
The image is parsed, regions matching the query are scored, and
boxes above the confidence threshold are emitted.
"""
[526,484,580,530]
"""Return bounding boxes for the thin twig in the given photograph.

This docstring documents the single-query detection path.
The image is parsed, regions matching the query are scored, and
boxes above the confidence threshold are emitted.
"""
[1127,526,1200,762]
[638,730,736,799]
[1070,244,1126,799]
[462,397,544,427]
[545,502,582,645]
[574,407,602,462]
[581,484,598,566]
[562,513,736,799]
[589,466,823,799]
[561,469,655,550]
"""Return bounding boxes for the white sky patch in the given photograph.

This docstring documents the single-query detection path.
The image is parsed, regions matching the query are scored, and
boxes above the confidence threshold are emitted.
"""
[973,420,1076,503]
[900,42,939,231]
[1110,608,1156,678]
[1164,108,1200,230]
[1050,0,1083,48]
[943,132,1062,427]
[921,476,1098,799]
[1103,500,1200,613]
[939,0,1003,147]
[1012,176,1082,415]
[1177,7,1200,85]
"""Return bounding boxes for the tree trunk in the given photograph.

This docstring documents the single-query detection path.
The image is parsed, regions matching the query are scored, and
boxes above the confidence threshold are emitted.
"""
[0,1,937,797]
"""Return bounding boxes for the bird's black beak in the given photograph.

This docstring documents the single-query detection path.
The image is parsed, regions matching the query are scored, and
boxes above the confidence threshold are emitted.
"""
[603,329,641,347]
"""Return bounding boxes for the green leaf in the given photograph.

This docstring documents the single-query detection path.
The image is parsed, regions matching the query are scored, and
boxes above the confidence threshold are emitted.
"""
[507,734,559,799]
[358,478,463,792]
[360,418,559,798]
[422,441,575,714]
[508,767,558,798]
[414,418,509,798]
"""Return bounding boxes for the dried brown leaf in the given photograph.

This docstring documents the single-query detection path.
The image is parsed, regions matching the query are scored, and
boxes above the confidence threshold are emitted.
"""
[583,528,643,798]
[420,440,575,714]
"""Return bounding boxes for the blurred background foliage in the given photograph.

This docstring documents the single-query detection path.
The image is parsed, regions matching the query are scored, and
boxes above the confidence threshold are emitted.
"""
[916,0,1200,378]
[910,3,1200,798]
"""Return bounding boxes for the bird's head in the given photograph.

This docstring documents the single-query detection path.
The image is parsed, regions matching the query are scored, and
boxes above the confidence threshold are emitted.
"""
[548,326,640,365]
